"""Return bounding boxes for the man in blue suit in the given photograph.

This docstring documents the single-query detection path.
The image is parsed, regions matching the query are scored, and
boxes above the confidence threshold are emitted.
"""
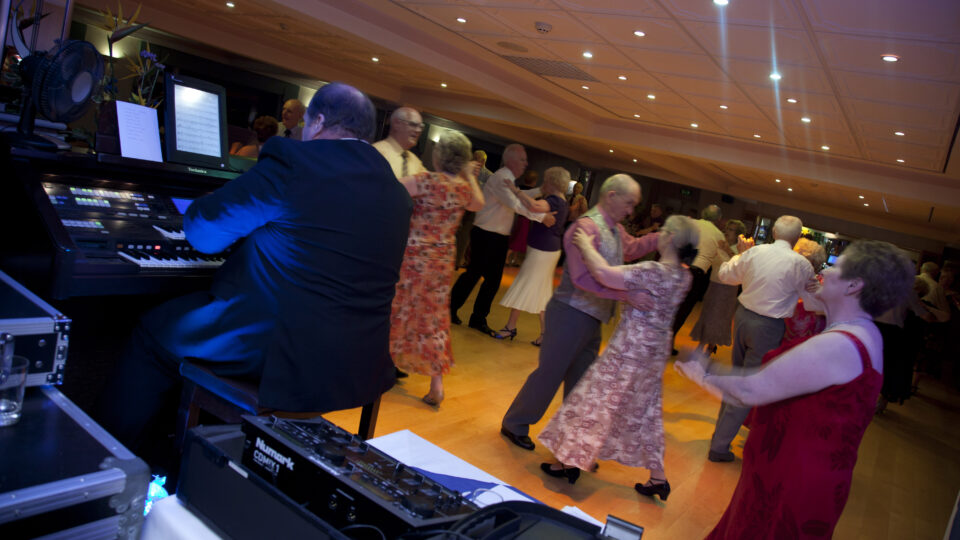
[98,82,413,452]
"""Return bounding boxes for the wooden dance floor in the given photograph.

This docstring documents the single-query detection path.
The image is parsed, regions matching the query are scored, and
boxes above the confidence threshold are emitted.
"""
[323,268,960,539]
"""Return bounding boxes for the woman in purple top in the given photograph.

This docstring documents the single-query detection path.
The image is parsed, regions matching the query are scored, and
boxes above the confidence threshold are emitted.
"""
[494,167,571,345]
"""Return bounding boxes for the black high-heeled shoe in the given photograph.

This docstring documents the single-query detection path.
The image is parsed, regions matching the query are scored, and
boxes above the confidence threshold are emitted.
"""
[634,479,670,501]
[540,462,580,484]
[494,327,517,340]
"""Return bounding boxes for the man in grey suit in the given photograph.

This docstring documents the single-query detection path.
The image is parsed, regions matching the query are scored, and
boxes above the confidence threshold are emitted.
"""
[707,215,817,461]
[500,174,658,450]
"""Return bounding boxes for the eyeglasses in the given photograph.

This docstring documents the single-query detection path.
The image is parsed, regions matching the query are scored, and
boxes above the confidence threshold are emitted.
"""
[400,120,425,130]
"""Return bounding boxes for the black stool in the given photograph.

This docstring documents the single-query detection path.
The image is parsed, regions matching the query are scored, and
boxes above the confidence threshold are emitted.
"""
[175,361,381,449]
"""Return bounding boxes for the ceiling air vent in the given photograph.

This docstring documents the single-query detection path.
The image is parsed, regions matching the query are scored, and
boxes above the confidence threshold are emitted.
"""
[501,56,599,82]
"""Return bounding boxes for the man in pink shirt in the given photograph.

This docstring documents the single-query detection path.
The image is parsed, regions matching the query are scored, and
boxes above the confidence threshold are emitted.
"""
[501,174,659,450]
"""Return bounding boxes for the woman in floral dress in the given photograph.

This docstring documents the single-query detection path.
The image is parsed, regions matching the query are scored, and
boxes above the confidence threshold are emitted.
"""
[537,216,698,499]
[390,131,484,406]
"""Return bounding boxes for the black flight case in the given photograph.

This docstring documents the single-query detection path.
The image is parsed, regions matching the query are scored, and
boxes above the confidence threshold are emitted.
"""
[0,386,150,539]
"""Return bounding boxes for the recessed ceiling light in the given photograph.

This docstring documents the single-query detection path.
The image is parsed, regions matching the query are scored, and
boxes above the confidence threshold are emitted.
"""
[633,158,638,163]
[647,94,656,100]
[894,131,905,136]
[618,75,627,81]
[787,187,793,192]
[858,195,864,199]
[863,203,869,206]
[582,51,593,59]
[753,134,761,138]
[633,114,641,118]
[775,178,781,183]
[371,57,380,62]
[786,98,797,104]
[609,149,614,153]
[882,54,900,62]
[690,123,699,128]
[441,83,447,88]
[581,85,590,90]
[714,0,729,5]
[719,105,728,110]
[769,72,782,81]
[456,17,467,23]
[821,145,830,150]
[225,1,235,6]
[633,30,646,37]
[897,159,905,163]
[801,117,811,123]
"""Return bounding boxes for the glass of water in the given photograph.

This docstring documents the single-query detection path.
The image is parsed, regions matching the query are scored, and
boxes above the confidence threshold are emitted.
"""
[0,356,28,426]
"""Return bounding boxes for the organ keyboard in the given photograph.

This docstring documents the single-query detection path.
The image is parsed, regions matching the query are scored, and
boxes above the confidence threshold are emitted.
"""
[1,147,240,299]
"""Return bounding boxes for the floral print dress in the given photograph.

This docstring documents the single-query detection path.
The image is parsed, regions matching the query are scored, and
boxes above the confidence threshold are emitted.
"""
[538,261,691,471]
[390,172,472,376]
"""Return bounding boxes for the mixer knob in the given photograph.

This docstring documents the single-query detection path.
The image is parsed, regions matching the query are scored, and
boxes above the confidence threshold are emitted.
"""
[400,493,436,519]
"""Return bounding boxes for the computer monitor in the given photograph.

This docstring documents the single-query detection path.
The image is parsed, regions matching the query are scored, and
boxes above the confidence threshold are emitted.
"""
[827,254,838,266]
[163,73,229,170]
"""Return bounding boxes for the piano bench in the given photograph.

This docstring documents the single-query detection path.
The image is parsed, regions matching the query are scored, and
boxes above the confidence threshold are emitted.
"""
[175,361,381,449]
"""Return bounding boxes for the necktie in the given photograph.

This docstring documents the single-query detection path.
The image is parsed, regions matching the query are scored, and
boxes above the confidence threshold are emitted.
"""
[284,128,292,137]
[401,151,409,177]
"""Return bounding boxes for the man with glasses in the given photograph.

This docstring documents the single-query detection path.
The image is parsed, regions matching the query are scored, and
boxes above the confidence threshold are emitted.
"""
[374,107,427,178]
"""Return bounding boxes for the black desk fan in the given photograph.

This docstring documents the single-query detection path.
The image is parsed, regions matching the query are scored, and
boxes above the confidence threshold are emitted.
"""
[2,0,103,150]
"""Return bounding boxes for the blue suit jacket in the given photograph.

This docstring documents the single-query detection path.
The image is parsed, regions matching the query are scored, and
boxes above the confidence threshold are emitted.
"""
[142,137,412,411]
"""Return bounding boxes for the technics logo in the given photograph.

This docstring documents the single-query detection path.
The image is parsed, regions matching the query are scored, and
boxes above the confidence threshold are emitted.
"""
[255,437,295,471]
[187,167,208,174]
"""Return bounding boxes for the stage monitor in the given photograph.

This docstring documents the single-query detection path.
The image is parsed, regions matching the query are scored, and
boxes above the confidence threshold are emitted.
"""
[164,73,229,170]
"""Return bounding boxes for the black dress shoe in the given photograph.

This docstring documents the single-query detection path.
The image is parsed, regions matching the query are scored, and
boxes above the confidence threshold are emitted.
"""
[395,367,409,379]
[468,321,497,337]
[540,462,580,484]
[500,427,535,450]
[708,450,735,462]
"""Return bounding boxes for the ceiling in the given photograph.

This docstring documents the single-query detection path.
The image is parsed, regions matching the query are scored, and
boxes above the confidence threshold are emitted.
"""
[76,0,960,244]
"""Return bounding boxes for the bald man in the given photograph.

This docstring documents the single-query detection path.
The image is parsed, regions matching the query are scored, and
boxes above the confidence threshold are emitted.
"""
[373,107,427,178]
[278,99,305,139]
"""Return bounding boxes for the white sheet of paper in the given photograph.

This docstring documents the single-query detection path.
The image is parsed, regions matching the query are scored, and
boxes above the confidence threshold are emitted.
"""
[116,100,163,163]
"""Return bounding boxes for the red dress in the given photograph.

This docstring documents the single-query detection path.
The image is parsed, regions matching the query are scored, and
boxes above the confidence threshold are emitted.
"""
[390,172,472,376]
[706,330,882,540]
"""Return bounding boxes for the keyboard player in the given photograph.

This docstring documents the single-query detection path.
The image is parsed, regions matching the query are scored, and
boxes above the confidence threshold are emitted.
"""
[95,83,413,464]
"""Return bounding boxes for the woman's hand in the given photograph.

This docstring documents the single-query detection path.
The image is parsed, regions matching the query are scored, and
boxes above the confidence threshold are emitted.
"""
[573,229,596,252]
[737,234,756,253]
[674,351,723,400]
[502,178,519,195]
[463,160,480,181]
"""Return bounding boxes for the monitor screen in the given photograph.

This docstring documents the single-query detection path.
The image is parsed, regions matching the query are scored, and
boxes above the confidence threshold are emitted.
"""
[164,73,229,170]
[827,254,838,265]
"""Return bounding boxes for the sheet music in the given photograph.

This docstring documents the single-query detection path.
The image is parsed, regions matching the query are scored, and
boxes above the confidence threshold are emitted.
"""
[173,85,222,158]
[116,101,163,163]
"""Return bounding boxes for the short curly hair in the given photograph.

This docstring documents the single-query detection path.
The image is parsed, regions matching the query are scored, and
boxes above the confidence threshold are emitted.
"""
[434,131,472,175]
[839,240,914,317]
[794,238,827,271]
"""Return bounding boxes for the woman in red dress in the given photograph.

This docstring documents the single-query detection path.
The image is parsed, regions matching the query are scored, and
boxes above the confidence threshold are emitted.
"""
[390,131,484,407]
[677,240,914,539]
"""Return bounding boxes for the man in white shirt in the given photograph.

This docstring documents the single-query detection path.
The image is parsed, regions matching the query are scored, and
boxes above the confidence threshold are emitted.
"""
[708,215,816,462]
[450,144,555,335]
[277,99,305,139]
[672,205,725,353]
[372,107,427,178]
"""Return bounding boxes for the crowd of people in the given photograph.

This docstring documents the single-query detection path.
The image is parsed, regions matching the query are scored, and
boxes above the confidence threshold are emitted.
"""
[94,82,959,538]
